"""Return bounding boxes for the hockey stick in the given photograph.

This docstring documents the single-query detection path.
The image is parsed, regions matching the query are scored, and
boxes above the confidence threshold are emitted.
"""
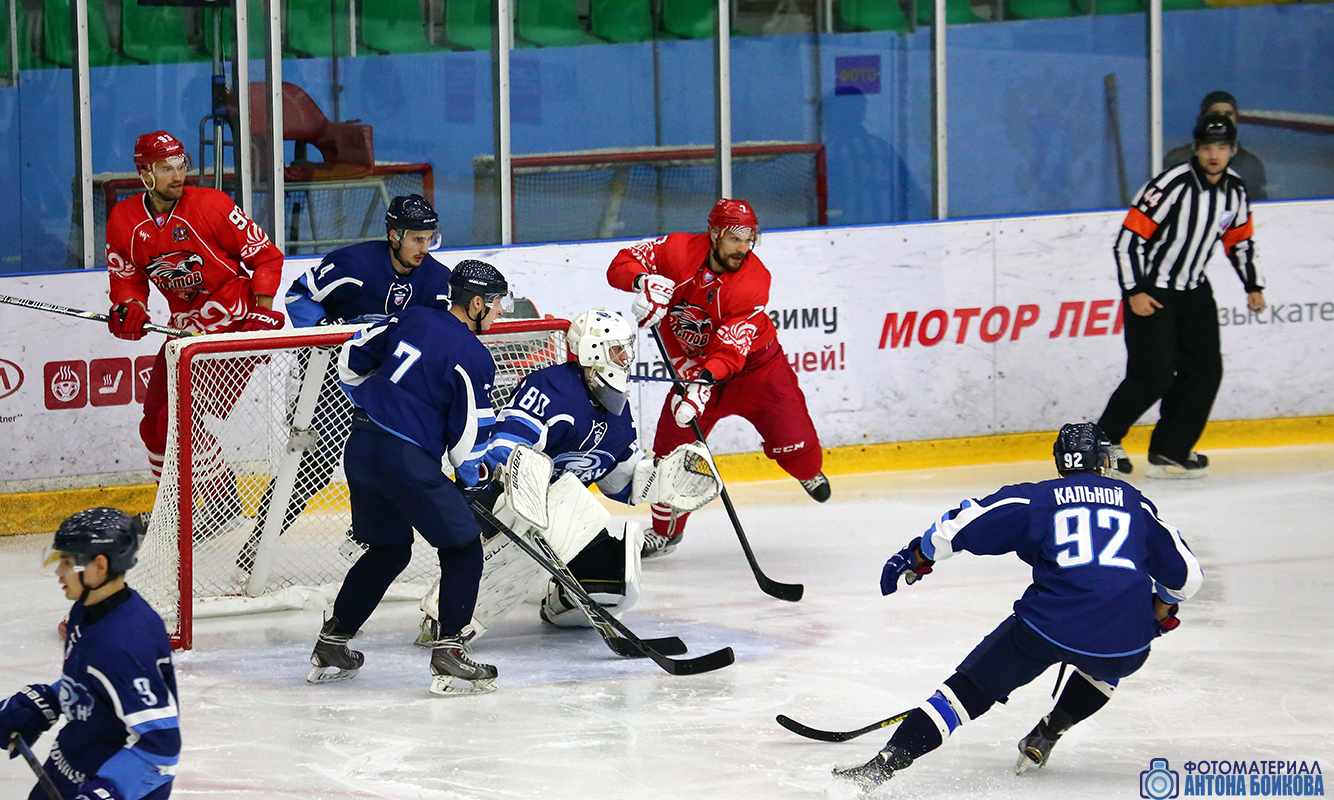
[9,733,63,800]
[648,325,804,602]
[0,294,192,337]
[628,374,715,386]
[470,501,734,675]
[775,709,913,743]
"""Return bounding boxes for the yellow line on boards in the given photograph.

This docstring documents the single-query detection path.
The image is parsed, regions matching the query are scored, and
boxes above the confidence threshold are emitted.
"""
[3,415,1330,536]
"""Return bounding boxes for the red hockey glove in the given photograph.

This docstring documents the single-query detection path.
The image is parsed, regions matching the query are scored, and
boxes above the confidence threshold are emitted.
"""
[632,273,675,328]
[239,307,285,332]
[670,370,714,427]
[107,302,149,341]
[1154,597,1180,636]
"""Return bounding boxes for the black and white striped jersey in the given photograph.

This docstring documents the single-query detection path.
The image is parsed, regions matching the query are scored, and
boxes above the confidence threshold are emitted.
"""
[1113,160,1263,295]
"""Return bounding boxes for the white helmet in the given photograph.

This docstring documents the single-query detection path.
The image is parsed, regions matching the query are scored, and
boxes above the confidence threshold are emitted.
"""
[567,308,635,412]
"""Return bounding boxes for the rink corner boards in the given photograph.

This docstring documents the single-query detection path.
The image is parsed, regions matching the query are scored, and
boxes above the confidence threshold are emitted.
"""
[2,414,1332,537]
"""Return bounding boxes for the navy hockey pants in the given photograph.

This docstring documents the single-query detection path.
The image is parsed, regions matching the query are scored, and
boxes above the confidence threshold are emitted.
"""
[957,615,1149,704]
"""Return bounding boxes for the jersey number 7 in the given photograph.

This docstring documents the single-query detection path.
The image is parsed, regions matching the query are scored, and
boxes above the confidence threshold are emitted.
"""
[1053,508,1136,570]
[389,341,423,383]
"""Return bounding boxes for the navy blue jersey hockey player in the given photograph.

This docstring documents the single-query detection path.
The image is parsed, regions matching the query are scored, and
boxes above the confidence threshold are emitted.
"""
[240,195,454,572]
[486,308,648,624]
[284,194,453,328]
[415,307,721,643]
[832,423,1203,792]
[307,260,514,697]
[1,508,179,800]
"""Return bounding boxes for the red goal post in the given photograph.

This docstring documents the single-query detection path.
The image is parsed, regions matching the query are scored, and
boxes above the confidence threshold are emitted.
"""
[137,318,569,649]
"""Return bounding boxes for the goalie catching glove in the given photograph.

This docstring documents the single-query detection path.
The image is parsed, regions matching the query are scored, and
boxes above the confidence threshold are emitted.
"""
[631,273,675,328]
[631,441,722,513]
[880,536,934,595]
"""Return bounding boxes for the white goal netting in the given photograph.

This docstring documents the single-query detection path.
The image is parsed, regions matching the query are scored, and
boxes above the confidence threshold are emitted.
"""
[136,318,569,649]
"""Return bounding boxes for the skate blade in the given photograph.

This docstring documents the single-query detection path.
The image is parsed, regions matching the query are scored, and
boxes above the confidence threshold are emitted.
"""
[429,675,497,697]
[1015,749,1042,775]
[307,665,359,684]
[1145,464,1209,479]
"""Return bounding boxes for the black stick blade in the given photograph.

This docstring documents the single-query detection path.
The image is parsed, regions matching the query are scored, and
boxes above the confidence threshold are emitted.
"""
[605,635,688,657]
[775,710,912,742]
[654,645,735,676]
[760,576,804,602]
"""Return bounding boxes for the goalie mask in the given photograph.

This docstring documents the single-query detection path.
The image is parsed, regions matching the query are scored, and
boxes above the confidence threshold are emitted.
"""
[567,308,635,415]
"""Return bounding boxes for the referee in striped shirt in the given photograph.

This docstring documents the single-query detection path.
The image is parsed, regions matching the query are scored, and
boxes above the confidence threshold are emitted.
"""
[1097,114,1266,479]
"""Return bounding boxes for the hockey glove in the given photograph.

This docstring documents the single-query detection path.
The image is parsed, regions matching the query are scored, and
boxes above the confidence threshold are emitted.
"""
[1154,597,1180,636]
[72,777,125,800]
[670,370,714,427]
[631,274,675,328]
[880,537,934,596]
[107,301,149,341]
[239,306,285,332]
[0,684,60,757]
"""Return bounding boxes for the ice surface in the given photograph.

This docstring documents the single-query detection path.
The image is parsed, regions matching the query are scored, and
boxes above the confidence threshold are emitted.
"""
[3,445,1332,799]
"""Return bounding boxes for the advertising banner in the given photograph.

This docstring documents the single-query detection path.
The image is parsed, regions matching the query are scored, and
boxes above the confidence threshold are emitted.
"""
[2,200,1330,484]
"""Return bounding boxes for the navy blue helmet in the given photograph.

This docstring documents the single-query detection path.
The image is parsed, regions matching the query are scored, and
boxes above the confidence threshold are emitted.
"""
[1194,113,1237,145]
[385,194,438,231]
[52,507,144,576]
[1053,423,1113,476]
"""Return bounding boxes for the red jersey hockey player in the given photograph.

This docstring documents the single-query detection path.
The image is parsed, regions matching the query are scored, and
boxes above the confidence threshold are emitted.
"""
[105,130,285,539]
[608,198,828,558]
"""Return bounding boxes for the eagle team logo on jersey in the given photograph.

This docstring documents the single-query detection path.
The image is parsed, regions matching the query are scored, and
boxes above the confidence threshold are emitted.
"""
[669,303,713,354]
[387,281,414,313]
[145,251,206,301]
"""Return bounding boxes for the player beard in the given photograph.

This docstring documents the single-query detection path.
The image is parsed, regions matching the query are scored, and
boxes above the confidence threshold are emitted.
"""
[711,242,748,273]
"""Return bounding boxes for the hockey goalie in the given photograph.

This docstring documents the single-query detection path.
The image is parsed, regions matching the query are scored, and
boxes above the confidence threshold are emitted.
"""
[417,308,722,643]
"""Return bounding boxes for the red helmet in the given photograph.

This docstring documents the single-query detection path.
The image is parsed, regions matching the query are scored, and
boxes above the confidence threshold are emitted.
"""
[133,131,186,171]
[707,198,759,238]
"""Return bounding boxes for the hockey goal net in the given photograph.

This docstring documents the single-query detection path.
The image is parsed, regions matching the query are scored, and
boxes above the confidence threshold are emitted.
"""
[136,318,569,649]
[471,141,827,244]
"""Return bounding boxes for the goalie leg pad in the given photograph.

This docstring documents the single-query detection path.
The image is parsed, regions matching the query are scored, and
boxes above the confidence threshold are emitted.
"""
[418,529,544,644]
[540,521,643,627]
[544,472,611,560]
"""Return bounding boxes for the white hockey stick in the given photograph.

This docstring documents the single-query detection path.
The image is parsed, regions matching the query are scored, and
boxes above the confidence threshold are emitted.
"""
[0,294,192,337]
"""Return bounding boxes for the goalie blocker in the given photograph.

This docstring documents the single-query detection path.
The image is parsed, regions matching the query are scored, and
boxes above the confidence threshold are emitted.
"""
[418,442,721,640]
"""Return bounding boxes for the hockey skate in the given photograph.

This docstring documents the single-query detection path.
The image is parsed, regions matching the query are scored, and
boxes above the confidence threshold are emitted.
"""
[1108,444,1133,475]
[832,746,912,793]
[428,636,497,696]
[1146,451,1209,479]
[1015,709,1072,773]
[641,530,681,560]
[193,486,244,543]
[800,471,831,503]
[307,618,363,683]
